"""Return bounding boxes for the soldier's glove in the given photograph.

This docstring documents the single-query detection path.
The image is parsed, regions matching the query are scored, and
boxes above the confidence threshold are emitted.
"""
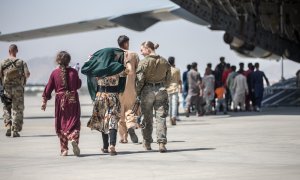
[0,89,4,102]
[136,96,141,102]
[0,89,12,106]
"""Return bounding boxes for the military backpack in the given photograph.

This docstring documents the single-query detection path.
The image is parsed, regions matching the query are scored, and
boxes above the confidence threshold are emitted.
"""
[1,59,24,85]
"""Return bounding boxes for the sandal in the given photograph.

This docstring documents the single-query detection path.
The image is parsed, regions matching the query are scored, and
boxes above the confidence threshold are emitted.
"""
[109,146,117,156]
[101,148,109,153]
[119,139,128,144]
[60,150,68,156]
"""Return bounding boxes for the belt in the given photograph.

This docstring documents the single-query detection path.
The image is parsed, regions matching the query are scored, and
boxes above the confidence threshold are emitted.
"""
[97,86,119,93]
[145,82,164,87]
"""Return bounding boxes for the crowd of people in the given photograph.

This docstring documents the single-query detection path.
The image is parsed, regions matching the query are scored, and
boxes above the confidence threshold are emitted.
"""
[181,57,270,118]
[0,37,271,157]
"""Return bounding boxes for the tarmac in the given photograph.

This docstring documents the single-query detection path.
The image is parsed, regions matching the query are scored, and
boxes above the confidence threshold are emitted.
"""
[0,95,300,180]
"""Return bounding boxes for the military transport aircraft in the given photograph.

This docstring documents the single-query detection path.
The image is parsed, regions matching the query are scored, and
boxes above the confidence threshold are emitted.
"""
[0,0,299,64]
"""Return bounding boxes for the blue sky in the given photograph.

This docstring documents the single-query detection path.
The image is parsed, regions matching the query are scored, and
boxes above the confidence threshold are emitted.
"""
[0,0,299,84]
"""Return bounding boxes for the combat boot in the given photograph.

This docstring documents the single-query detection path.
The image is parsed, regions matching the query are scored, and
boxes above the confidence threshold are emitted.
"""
[159,143,167,153]
[5,122,12,137]
[170,117,176,125]
[12,131,20,138]
[128,127,138,143]
[5,128,11,137]
[71,140,80,156]
[185,109,190,117]
[143,142,152,150]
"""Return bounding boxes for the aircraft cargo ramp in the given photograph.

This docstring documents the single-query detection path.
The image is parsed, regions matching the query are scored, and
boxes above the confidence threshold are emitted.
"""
[263,77,300,107]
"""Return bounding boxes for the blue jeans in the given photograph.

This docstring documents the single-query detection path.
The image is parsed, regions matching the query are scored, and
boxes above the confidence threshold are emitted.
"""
[182,91,188,109]
[216,98,227,113]
[169,92,179,119]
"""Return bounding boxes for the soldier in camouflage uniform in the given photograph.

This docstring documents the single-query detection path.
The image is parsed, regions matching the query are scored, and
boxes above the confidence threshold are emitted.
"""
[0,44,30,137]
[136,41,171,153]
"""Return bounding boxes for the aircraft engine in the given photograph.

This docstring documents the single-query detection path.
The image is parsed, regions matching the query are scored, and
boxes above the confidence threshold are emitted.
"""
[224,32,281,59]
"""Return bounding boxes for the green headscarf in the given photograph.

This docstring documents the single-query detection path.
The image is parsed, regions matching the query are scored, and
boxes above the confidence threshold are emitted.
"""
[81,48,126,100]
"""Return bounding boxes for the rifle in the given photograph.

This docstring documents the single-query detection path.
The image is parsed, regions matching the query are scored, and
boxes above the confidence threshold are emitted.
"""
[0,85,12,106]
[131,98,144,129]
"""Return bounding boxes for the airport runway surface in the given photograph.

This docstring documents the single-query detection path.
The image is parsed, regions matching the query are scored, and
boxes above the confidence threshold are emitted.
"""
[0,95,300,180]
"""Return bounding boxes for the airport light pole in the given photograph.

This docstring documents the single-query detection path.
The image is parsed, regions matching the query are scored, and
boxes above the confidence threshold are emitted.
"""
[281,56,285,82]
[280,2,285,82]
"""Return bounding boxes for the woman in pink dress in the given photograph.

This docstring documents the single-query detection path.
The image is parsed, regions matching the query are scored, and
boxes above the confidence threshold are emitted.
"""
[41,51,81,156]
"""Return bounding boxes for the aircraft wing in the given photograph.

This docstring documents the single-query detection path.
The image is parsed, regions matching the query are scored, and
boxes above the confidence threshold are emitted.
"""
[0,6,207,42]
[0,18,118,42]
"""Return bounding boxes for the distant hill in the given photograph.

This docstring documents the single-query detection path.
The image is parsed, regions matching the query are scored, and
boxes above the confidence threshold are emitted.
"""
[26,56,87,86]
[25,56,56,85]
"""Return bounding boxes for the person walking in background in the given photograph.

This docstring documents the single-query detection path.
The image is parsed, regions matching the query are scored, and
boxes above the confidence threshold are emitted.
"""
[226,65,237,110]
[136,41,171,153]
[206,63,215,75]
[117,35,139,144]
[251,63,270,112]
[214,57,226,88]
[215,85,227,114]
[182,64,191,109]
[186,62,204,117]
[237,62,246,75]
[232,70,248,111]
[42,51,81,156]
[207,62,216,110]
[222,63,231,86]
[202,68,215,114]
[0,44,30,137]
[245,63,255,111]
[222,63,231,111]
[296,70,300,88]
[167,56,182,125]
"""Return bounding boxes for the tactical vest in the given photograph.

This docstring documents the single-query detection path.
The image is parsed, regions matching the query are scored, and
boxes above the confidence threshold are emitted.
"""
[1,58,25,86]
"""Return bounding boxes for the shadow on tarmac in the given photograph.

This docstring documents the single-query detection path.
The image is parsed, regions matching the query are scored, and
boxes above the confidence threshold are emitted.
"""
[77,148,215,157]
[21,134,56,138]
[168,140,186,143]
[118,147,215,155]
[179,107,300,119]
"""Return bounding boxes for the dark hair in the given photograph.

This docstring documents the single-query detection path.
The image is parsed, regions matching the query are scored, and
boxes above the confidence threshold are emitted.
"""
[255,62,259,68]
[205,68,212,76]
[187,64,191,70]
[117,35,129,48]
[239,62,244,67]
[248,62,253,68]
[226,63,231,68]
[9,44,18,52]
[141,41,159,50]
[56,51,71,90]
[207,63,212,68]
[220,57,225,61]
[168,56,175,66]
[191,62,197,69]
[231,65,236,71]
[56,51,71,66]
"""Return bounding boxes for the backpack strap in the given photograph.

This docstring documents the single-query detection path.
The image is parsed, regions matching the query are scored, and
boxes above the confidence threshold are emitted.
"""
[2,59,19,71]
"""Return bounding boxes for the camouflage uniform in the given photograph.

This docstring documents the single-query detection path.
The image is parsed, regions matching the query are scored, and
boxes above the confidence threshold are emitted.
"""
[136,55,171,145]
[0,58,30,133]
